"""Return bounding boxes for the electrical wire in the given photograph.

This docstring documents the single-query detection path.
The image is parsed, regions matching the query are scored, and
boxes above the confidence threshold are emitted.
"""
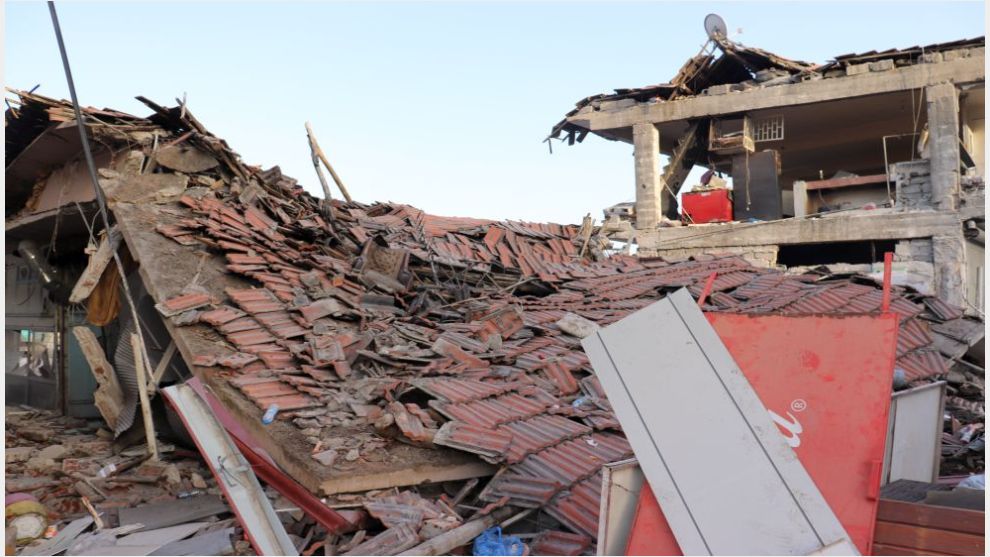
[47,1,155,380]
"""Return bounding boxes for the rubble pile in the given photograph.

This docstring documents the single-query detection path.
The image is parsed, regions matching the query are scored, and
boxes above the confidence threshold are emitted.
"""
[5,89,984,554]
[5,407,212,520]
[4,407,237,553]
[149,143,983,543]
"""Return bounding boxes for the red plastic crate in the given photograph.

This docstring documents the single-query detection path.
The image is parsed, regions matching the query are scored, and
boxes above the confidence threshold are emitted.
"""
[682,189,732,223]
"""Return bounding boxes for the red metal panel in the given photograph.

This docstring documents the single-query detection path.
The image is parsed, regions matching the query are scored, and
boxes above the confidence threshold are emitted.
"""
[185,377,355,535]
[626,313,899,555]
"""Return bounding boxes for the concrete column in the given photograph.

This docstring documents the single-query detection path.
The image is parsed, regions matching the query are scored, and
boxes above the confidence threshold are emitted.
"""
[633,123,662,231]
[925,83,960,211]
[932,233,967,308]
[792,181,809,217]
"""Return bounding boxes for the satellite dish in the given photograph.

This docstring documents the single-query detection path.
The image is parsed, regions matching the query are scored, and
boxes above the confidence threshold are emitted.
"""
[704,13,727,41]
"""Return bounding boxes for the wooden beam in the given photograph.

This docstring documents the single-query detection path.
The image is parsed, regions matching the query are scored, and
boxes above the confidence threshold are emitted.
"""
[149,341,177,391]
[131,333,159,461]
[304,122,352,202]
[72,327,124,430]
[803,174,889,191]
[873,521,984,555]
[69,228,121,303]
[567,56,984,131]
[319,460,495,496]
[876,499,984,535]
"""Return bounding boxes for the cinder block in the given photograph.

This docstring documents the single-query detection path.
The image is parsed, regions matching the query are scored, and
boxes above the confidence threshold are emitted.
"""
[869,59,895,72]
[920,52,943,64]
[705,84,733,96]
[845,63,870,76]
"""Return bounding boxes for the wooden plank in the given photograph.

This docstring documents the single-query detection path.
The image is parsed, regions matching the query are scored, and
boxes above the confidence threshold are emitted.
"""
[581,289,852,555]
[132,333,159,461]
[804,174,889,191]
[119,496,229,532]
[69,228,121,303]
[72,326,124,430]
[877,499,985,535]
[873,521,985,555]
[872,542,952,556]
[149,341,177,389]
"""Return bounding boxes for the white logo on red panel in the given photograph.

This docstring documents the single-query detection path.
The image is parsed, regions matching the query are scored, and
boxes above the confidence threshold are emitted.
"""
[768,408,804,448]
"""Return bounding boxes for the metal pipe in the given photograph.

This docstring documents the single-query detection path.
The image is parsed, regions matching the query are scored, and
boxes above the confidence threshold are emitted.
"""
[48,1,155,400]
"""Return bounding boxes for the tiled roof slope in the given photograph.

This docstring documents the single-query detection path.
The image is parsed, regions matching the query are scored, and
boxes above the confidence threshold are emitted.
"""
[157,190,974,537]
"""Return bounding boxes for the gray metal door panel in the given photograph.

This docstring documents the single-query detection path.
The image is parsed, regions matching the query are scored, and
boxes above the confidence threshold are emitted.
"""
[598,458,645,556]
[582,289,853,555]
[882,382,945,485]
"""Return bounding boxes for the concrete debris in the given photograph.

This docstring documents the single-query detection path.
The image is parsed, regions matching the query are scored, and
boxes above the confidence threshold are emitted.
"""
[4,409,248,555]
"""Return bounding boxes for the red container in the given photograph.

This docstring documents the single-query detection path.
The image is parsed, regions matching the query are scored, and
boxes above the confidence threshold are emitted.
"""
[681,189,732,223]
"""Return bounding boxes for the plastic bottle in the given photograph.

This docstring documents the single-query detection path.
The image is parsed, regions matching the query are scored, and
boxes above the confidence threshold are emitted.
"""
[262,404,279,425]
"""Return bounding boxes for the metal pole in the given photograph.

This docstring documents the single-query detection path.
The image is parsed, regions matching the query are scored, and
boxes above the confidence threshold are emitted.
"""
[48,2,156,408]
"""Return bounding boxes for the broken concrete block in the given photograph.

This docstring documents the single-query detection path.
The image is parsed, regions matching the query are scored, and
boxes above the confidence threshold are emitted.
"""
[5,447,34,464]
[36,444,67,461]
[163,464,182,485]
[943,49,963,61]
[313,450,337,467]
[114,150,146,175]
[556,313,600,339]
[845,62,870,76]
[190,472,208,490]
[704,84,733,96]
[25,457,57,474]
[869,59,895,72]
[155,144,219,173]
[18,428,53,443]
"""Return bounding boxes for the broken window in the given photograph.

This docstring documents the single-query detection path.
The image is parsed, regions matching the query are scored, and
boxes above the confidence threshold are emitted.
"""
[6,329,56,377]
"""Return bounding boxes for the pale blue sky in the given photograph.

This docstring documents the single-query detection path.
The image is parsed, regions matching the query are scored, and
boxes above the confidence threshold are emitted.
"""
[5,1,984,224]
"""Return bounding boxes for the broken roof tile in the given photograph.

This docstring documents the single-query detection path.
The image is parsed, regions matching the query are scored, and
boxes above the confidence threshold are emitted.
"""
[157,291,213,316]
[414,379,513,403]
[225,287,286,313]
[433,422,512,459]
[200,305,247,326]
[343,523,420,556]
[531,530,593,556]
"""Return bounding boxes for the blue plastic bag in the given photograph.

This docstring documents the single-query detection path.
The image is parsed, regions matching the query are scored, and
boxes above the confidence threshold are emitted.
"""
[472,527,526,556]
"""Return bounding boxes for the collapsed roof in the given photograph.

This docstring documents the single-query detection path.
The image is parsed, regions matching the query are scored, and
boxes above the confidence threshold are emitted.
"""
[5,89,985,546]
[549,35,985,144]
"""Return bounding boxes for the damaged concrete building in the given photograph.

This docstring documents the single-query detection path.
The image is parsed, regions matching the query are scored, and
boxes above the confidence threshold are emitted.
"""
[4,71,985,554]
[551,30,985,313]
